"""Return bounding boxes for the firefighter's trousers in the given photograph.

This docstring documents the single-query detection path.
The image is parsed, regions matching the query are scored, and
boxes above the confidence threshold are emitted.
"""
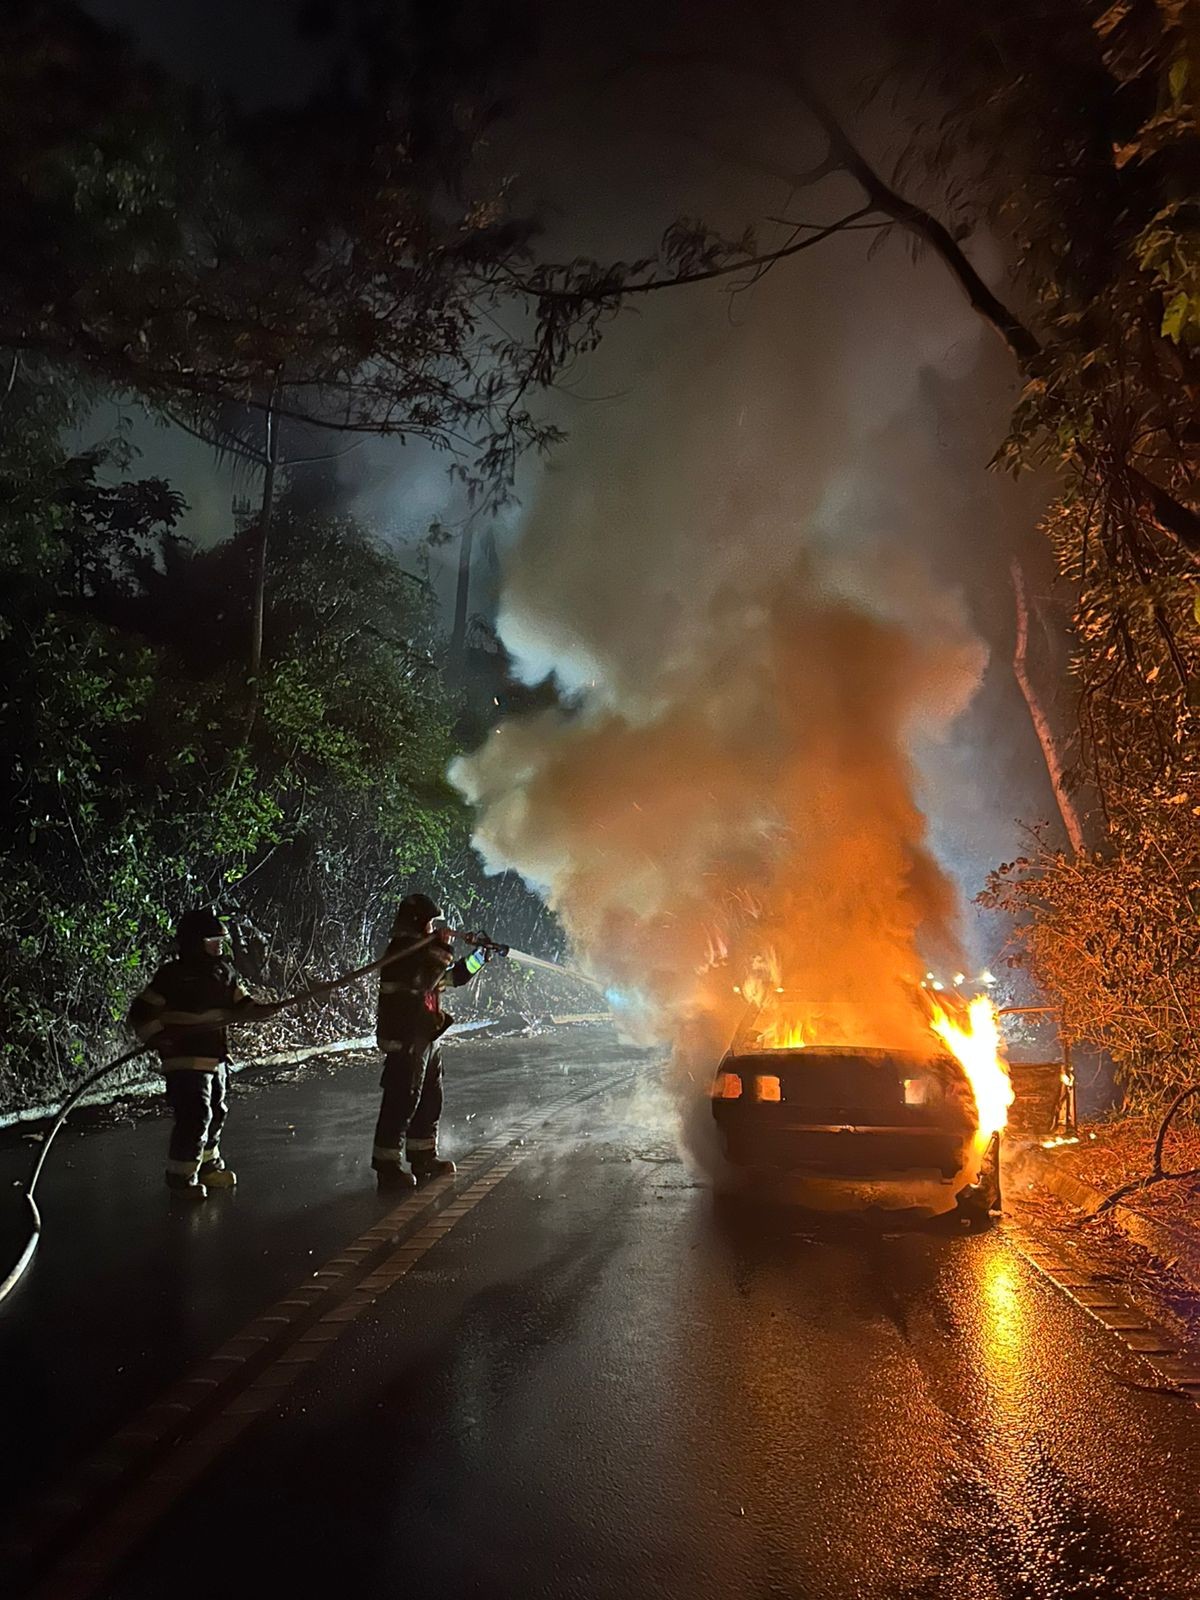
[165,1066,229,1178]
[372,1044,444,1166]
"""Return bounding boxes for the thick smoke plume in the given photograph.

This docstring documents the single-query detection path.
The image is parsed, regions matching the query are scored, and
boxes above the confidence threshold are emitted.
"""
[456,562,983,1054]
[452,272,987,1082]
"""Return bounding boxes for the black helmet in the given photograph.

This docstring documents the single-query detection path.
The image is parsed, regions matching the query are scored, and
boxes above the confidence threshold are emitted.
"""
[392,892,443,933]
[176,907,227,947]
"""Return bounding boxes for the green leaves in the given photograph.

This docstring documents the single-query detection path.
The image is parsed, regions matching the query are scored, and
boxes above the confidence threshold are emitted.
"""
[0,440,481,1105]
[1160,288,1198,344]
[0,5,586,1104]
[1134,203,1200,346]
[0,7,564,509]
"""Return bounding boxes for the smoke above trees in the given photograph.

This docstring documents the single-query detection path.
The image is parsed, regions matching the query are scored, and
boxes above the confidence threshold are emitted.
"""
[452,235,1023,1057]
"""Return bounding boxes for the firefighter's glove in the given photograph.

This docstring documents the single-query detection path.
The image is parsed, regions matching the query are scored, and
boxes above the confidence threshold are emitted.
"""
[468,932,509,961]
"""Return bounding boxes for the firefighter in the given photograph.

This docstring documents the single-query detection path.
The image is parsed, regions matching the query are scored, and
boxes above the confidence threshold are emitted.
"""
[372,892,503,1190]
[128,907,279,1201]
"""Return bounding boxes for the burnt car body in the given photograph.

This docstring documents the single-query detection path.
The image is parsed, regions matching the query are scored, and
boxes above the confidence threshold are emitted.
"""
[711,1043,1001,1221]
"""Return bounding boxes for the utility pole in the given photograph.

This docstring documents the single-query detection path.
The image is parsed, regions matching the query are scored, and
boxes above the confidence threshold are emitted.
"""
[248,379,281,691]
[451,519,476,664]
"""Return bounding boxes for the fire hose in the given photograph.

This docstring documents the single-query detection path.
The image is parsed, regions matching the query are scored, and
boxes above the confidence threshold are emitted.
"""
[0,927,592,1307]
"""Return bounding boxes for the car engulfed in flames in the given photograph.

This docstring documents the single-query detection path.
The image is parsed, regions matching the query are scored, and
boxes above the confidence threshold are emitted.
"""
[711,990,1012,1222]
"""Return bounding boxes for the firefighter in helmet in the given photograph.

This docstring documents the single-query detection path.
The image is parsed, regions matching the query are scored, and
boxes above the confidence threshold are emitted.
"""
[128,908,280,1201]
[372,892,504,1189]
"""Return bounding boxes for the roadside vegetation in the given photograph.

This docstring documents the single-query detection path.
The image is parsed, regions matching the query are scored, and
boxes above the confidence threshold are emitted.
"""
[0,3,571,1110]
[0,364,574,1109]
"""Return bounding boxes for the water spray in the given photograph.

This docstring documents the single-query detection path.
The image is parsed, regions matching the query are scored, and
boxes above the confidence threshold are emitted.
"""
[450,929,603,991]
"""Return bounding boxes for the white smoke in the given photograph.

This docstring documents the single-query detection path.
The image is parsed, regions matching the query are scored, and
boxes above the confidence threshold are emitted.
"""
[451,248,988,1070]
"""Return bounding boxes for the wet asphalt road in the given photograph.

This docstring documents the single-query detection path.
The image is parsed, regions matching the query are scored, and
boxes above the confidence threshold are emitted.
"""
[4,1031,1200,1599]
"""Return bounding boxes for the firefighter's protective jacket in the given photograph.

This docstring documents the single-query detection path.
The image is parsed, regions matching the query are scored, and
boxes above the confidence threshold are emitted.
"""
[376,938,479,1053]
[128,954,263,1071]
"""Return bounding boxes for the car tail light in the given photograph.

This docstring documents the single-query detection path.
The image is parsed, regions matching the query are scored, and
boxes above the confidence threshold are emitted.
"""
[713,1071,743,1100]
[755,1074,782,1102]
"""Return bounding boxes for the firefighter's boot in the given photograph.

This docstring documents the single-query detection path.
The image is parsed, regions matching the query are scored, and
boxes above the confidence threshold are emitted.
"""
[373,1161,417,1193]
[165,1170,207,1203]
[199,1153,237,1190]
[409,1146,456,1182]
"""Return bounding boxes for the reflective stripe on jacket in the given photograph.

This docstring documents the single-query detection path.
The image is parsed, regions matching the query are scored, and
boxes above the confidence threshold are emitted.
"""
[128,955,258,1071]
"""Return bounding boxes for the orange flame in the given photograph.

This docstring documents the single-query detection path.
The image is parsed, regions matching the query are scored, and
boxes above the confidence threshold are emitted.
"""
[739,954,1014,1144]
[928,994,1014,1143]
[740,949,782,1010]
[738,948,797,1043]
[756,1014,812,1049]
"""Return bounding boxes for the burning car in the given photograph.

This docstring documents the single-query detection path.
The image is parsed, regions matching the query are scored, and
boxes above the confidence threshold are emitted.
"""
[710,993,1008,1222]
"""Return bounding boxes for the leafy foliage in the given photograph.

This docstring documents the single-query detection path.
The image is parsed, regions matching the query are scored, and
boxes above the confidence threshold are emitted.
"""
[0,376,522,1108]
[0,3,590,1109]
[983,805,1200,1110]
[0,2,567,505]
[878,0,1200,1097]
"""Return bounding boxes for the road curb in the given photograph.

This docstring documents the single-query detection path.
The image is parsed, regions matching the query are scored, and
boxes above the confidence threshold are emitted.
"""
[1004,1221,1200,1401]
[1019,1142,1200,1296]
[0,1038,376,1136]
[0,1014,613,1138]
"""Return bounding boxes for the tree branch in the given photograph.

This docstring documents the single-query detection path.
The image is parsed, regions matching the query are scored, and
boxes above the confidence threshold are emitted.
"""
[522,207,877,305]
[1127,465,1200,559]
[775,77,1044,363]
[684,132,836,192]
[614,38,1200,563]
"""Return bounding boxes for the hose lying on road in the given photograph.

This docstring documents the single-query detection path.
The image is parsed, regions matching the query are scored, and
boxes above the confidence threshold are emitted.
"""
[0,932,442,1308]
[0,1043,149,1304]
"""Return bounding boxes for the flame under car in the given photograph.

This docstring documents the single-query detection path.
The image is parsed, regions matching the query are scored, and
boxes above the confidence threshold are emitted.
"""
[711,1044,1002,1221]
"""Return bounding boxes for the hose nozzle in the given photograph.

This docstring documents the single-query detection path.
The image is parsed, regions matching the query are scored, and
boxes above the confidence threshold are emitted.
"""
[449,928,510,958]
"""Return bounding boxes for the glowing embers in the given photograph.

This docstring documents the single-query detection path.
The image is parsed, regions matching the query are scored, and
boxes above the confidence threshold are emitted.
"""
[927,993,1014,1144]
